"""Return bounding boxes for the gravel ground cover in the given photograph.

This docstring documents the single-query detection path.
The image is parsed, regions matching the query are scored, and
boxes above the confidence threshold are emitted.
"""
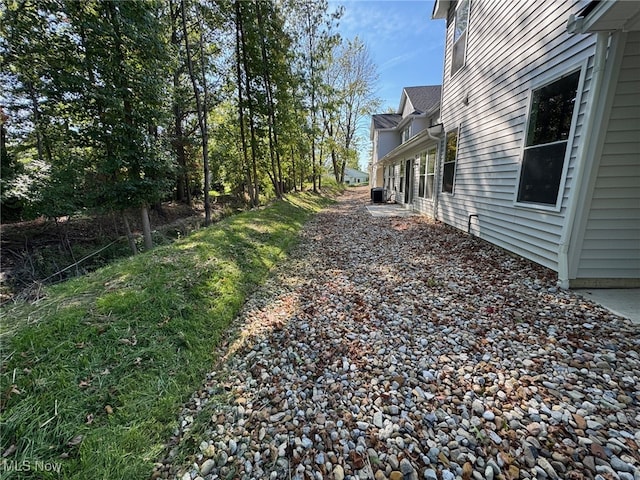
[155,187,640,480]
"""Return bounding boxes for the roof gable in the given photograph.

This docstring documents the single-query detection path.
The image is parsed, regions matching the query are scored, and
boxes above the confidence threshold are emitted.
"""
[401,85,442,115]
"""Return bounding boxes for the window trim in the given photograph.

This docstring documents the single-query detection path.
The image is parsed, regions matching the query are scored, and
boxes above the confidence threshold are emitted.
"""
[441,125,461,195]
[451,0,471,77]
[513,62,587,212]
[425,146,437,200]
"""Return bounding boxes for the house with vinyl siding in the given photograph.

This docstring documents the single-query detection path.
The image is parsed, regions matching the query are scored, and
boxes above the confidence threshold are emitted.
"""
[420,0,639,288]
[343,167,369,185]
[369,86,442,208]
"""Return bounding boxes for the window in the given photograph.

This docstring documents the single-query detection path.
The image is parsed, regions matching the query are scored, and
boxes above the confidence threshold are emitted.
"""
[418,148,437,199]
[419,152,427,197]
[425,147,436,199]
[390,165,396,192]
[402,125,411,143]
[399,162,405,193]
[442,129,458,194]
[451,0,470,76]
[517,70,580,206]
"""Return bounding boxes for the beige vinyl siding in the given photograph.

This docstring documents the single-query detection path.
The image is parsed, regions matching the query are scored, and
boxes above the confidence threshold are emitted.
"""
[436,0,596,272]
[575,32,640,280]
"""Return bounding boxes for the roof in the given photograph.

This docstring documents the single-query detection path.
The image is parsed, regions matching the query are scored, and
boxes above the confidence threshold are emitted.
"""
[344,167,368,177]
[567,0,640,33]
[432,0,451,19]
[402,85,442,115]
[371,114,402,129]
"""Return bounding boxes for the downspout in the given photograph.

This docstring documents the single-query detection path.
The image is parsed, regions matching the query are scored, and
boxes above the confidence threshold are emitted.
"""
[557,31,609,289]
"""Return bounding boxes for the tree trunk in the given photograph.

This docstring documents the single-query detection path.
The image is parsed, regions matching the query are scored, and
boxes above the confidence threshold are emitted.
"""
[291,145,297,192]
[141,206,153,251]
[197,11,211,223]
[180,0,211,224]
[234,0,256,206]
[173,75,189,204]
[169,0,189,204]
[255,1,282,198]
[331,148,340,183]
[123,214,138,255]
[317,142,324,190]
[238,12,260,207]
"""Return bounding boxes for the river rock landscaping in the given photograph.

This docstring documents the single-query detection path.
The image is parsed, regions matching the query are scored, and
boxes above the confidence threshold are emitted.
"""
[155,187,640,480]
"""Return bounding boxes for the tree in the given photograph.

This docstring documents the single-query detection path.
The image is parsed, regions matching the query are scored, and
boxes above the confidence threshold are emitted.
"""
[323,37,380,183]
[180,0,213,224]
[2,0,356,234]
[2,0,176,250]
[284,0,342,192]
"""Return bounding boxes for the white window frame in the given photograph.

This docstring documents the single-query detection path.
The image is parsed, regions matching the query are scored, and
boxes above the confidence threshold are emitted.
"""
[513,62,587,212]
[402,124,411,143]
[441,125,460,195]
[451,0,471,77]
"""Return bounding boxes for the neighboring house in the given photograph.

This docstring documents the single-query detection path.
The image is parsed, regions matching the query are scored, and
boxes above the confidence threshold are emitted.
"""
[343,167,369,185]
[421,0,640,288]
[369,85,442,210]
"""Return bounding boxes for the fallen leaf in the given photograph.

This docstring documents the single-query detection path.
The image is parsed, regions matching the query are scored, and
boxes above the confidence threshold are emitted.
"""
[105,405,114,415]
[67,435,84,447]
[2,444,16,458]
[85,414,94,424]
[78,379,91,388]
[349,450,364,469]
[117,336,137,346]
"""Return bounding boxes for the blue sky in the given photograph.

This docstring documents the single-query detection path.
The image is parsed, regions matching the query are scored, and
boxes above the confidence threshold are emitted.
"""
[330,0,446,168]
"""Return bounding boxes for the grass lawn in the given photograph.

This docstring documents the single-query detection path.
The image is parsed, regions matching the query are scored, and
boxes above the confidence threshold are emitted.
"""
[0,190,337,479]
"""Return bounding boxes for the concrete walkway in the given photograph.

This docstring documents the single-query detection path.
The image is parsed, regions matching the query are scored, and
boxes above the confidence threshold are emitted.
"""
[575,288,640,325]
[366,203,419,218]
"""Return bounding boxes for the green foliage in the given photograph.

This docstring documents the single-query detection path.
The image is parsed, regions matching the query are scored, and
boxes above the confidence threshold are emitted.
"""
[1,0,368,218]
[1,0,175,220]
[0,191,335,479]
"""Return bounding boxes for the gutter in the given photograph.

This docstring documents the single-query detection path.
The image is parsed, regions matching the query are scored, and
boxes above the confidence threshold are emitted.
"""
[557,31,609,289]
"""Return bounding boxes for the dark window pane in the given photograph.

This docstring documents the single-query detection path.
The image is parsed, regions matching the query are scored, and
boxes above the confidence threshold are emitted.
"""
[419,176,425,197]
[442,162,455,193]
[442,130,458,194]
[517,142,567,205]
[451,31,466,75]
[527,71,580,146]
